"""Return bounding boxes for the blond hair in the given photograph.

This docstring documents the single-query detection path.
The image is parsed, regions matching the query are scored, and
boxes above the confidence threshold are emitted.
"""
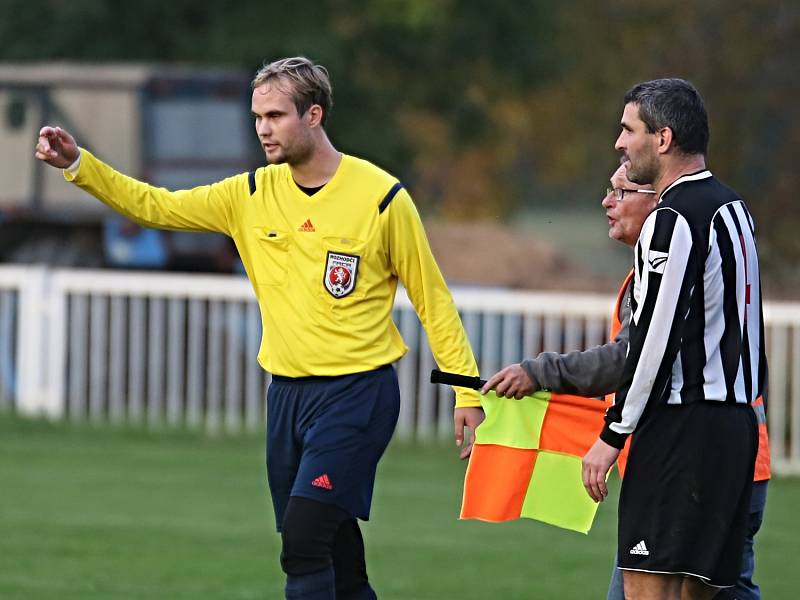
[252,57,333,126]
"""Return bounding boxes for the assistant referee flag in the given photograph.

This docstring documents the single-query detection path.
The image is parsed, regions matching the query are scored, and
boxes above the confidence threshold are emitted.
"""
[461,390,628,534]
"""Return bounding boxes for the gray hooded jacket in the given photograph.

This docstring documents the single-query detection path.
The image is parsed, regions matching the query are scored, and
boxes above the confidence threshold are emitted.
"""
[520,279,632,398]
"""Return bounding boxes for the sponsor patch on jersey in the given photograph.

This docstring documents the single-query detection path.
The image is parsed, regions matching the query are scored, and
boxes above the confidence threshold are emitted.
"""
[324,251,359,298]
[647,250,669,274]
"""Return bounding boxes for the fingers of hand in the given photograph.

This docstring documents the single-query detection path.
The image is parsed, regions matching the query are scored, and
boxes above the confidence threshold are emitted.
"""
[583,475,595,502]
[503,382,523,399]
[481,372,503,394]
[36,136,59,159]
[593,471,605,501]
[495,377,515,398]
[34,148,56,161]
[596,476,608,501]
[459,442,473,460]
[598,477,608,499]
[589,477,602,502]
[37,125,70,153]
[466,410,485,432]
[454,419,464,446]
[55,127,74,146]
[582,463,604,502]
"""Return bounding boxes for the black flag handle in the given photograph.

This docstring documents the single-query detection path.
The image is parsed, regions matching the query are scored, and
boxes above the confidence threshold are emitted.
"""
[430,369,487,390]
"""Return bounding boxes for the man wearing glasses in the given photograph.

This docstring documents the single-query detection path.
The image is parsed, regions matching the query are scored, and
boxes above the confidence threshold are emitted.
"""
[482,160,656,403]
[484,156,768,599]
[482,162,656,600]
[583,78,765,600]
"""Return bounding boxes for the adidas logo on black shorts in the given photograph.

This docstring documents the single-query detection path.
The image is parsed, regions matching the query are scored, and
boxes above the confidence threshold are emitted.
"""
[629,540,650,556]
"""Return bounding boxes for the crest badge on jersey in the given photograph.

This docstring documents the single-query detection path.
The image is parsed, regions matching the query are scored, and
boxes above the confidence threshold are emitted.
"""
[324,251,360,298]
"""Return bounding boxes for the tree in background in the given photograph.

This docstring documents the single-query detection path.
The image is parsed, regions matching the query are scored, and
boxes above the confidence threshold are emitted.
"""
[1,0,797,285]
[519,0,800,284]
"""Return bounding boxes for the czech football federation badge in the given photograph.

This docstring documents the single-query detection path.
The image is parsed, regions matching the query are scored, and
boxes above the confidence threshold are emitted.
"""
[324,251,359,298]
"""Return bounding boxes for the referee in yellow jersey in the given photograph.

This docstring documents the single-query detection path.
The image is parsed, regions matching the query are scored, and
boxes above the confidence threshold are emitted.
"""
[35,57,483,600]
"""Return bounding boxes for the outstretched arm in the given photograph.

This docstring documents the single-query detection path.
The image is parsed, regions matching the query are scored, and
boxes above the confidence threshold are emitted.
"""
[520,336,628,398]
[483,283,632,399]
[35,126,237,235]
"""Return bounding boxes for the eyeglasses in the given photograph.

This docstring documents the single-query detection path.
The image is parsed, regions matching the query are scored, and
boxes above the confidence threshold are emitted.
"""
[606,187,658,201]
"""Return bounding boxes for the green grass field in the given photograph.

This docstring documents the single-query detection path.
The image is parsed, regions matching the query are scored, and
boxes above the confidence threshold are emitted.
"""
[0,413,796,599]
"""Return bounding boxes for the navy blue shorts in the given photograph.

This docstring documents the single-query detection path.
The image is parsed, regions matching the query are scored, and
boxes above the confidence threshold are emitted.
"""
[266,364,400,531]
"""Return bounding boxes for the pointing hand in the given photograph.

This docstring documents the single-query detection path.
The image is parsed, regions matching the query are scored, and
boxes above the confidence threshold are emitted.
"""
[35,126,79,169]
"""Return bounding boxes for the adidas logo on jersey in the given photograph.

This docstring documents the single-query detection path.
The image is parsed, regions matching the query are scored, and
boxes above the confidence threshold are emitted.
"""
[629,540,650,556]
[298,219,316,232]
[311,473,333,490]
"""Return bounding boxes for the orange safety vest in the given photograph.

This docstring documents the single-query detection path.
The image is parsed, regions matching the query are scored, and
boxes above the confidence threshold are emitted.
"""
[753,395,771,481]
[606,271,634,476]
[605,270,635,405]
[608,270,770,481]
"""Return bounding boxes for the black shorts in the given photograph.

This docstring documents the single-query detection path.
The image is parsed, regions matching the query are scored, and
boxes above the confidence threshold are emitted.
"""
[617,401,757,587]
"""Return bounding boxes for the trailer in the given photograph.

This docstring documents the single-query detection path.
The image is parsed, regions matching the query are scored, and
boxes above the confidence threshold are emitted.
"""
[0,62,259,270]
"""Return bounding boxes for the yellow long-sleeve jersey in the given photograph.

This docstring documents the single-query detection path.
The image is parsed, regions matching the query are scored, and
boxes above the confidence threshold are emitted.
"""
[66,149,480,407]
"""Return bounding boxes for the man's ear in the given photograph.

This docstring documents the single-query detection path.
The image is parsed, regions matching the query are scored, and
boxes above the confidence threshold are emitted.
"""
[656,127,674,155]
[306,104,324,128]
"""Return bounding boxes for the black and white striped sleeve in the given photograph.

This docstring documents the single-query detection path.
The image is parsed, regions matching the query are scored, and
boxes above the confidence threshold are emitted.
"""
[600,208,696,449]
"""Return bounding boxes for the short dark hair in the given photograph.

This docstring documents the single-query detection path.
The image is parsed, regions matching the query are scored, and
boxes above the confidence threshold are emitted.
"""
[252,57,333,126]
[624,78,708,155]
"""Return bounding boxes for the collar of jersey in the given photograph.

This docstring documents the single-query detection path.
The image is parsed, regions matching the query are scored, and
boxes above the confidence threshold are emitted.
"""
[661,169,712,200]
[285,154,350,203]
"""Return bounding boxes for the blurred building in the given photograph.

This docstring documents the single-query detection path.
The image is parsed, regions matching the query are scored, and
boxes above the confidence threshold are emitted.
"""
[0,62,259,272]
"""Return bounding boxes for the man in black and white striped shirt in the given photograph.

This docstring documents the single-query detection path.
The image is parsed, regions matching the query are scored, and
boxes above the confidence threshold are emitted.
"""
[582,79,764,599]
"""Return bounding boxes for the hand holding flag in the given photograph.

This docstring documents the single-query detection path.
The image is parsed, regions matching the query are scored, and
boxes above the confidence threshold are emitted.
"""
[432,369,624,534]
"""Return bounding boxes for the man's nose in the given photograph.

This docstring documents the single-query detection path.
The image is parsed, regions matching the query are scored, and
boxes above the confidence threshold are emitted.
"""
[614,132,625,152]
[602,193,615,209]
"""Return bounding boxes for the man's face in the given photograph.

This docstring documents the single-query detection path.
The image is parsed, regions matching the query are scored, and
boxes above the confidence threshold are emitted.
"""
[251,83,315,166]
[614,103,659,185]
[602,163,658,246]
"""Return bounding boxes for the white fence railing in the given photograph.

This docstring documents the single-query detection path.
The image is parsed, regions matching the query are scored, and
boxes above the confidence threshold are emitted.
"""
[1,265,799,475]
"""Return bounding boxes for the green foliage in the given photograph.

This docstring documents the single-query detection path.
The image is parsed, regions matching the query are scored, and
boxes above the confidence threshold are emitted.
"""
[534,0,800,283]
[1,0,797,280]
